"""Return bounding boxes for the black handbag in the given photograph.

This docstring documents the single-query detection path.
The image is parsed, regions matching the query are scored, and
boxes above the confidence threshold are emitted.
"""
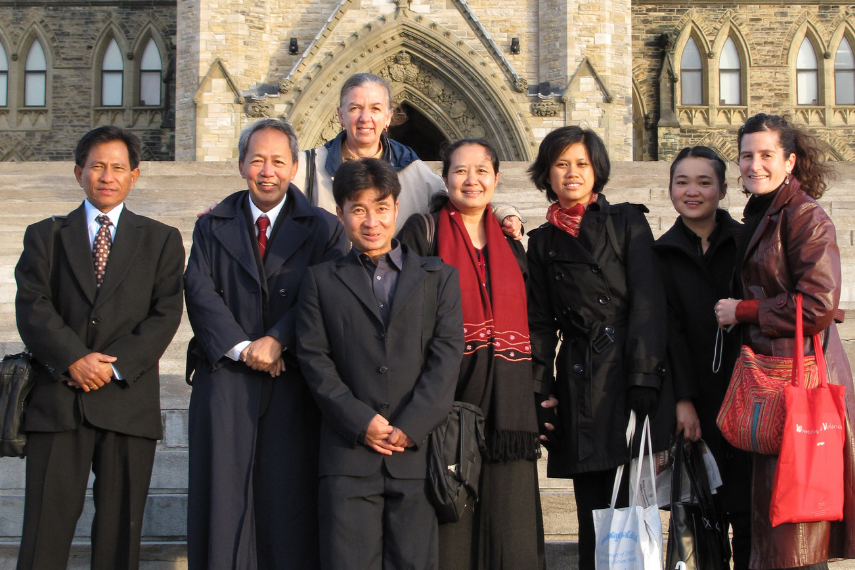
[665,435,732,570]
[0,351,38,458]
[427,401,486,523]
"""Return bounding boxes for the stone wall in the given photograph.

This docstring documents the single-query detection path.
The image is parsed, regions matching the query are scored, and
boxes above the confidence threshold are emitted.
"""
[175,0,636,163]
[632,2,855,161]
[0,0,177,161]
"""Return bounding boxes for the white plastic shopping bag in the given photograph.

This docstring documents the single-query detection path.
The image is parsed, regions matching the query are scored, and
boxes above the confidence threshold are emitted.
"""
[629,438,724,508]
[593,412,664,570]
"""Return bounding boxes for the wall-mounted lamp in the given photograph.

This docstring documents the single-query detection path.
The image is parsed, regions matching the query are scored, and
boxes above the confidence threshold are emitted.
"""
[510,37,520,55]
[289,38,299,55]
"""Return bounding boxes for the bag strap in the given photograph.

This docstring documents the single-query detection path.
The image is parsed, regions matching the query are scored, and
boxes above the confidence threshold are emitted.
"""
[629,415,656,508]
[304,148,317,206]
[793,293,829,388]
[420,213,436,254]
[421,259,441,356]
[604,210,625,265]
[610,411,637,509]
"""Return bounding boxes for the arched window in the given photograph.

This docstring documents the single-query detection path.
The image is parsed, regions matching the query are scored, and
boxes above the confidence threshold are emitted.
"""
[681,37,703,105]
[139,39,162,106]
[719,37,741,105]
[796,37,819,105]
[101,39,123,106]
[835,37,855,105]
[0,42,7,107]
[24,40,46,107]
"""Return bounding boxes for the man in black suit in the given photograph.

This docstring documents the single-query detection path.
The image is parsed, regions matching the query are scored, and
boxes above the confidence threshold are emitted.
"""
[183,119,348,570]
[14,126,185,570]
[296,158,464,570]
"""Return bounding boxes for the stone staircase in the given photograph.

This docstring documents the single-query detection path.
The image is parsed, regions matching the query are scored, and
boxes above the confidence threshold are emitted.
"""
[0,160,854,570]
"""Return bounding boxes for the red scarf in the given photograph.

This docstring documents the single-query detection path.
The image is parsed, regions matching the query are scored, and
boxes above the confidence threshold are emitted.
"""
[437,203,538,461]
[546,193,599,237]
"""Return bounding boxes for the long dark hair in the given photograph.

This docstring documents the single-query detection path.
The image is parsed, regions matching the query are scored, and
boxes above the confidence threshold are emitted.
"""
[737,113,833,199]
[669,146,727,193]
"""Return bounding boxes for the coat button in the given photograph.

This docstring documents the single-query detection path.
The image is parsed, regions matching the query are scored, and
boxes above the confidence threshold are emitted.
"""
[554,273,563,282]
[279,289,287,297]
[598,296,609,306]
[380,403,390,410]
[591,266,600,274]
[548,250,556,258]
[378,366,388,373]
[657,364,666,374]
[561,308,568,315]
[218,288,224,295]
[378,333,385,339]
[91,317,101,325]
[573,364,584,374]
[605,326,614,334]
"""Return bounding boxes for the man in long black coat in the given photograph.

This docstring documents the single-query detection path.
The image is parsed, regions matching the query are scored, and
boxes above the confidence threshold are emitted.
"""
[184,119,347,570]
[296,158,463,570]
[15,126,185,570]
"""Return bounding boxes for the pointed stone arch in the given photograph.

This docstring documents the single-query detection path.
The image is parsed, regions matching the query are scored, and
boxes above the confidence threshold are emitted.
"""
[282,17,533,160]
[697,131,738,162]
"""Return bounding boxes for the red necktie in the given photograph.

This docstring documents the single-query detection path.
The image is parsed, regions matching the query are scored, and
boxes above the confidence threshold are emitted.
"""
[256,215,270,258]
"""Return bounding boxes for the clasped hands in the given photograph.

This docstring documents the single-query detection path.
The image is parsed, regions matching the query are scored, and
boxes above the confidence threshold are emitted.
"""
[240,336,286,377]
[365,414,415,456]
[67,352,116,392]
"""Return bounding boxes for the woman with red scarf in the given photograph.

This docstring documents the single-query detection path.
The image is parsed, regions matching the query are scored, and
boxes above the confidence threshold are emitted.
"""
[526,126,669,570]
[397,139,545,570]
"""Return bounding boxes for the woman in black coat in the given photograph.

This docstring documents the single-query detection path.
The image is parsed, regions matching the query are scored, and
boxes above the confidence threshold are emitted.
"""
[651,146,751,569]
[397,139,545,570]
[526,126,669,570]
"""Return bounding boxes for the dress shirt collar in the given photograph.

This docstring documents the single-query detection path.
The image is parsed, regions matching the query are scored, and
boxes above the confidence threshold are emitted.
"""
[354,239,403,270]
[84,199,124,229]
[248,192,286,231]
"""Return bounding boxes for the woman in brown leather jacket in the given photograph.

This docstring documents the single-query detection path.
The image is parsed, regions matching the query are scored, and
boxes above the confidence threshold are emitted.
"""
[715,113,855,570]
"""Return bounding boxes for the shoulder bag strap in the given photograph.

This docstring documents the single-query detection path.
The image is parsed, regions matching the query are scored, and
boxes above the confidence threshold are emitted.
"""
[421,261,441,357]
[304,148,317,206]
[604,209,625,265]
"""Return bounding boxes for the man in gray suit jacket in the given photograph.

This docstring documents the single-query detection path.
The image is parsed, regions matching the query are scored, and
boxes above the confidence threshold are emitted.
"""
[15,127,185,570]
[296,158,464,570]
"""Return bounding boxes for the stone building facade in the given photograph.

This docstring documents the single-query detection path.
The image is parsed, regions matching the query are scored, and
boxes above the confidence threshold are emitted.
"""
[2,0,855,163]
[0,0,176,161]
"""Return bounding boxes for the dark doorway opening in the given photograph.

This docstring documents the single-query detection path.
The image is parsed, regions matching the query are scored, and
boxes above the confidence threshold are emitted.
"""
[387,102,449,161]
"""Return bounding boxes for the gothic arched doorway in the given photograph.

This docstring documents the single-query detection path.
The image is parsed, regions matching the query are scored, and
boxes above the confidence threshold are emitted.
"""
[388,102,450,161]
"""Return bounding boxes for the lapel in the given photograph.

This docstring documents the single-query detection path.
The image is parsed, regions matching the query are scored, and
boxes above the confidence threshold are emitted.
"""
[93,208,143,309]
[264,187,313,277]
[577,198,608,260]
[212,193,261,285]
[741,179,799,267]
[60,203,98,305]
[335,252,384,326]
[388,249,429,323]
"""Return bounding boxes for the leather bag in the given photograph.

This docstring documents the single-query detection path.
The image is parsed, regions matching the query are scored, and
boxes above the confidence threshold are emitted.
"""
[665,435,732,570]
[427,401,486,523]
[769,300,846,526]
[0,352,38,457]
[717,294,822,455]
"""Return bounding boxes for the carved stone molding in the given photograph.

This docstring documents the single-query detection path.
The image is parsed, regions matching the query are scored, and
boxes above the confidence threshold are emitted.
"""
[245,101,275,118]
[530,101,561,117]
[313,112,342,148]
[279,78,292,94]
[131,108,164,129]
[93,107,126,128]
[376,50,487,140]
[17,108,50,130]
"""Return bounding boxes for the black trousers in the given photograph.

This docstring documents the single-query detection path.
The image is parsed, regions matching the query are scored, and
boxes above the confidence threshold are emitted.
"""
[318,466,438,570]
[572,467,630,570]
[17,424,157,570]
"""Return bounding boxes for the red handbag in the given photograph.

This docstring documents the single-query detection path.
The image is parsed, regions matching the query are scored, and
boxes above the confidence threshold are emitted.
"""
[769,300,846,526]
[717,294,822,455]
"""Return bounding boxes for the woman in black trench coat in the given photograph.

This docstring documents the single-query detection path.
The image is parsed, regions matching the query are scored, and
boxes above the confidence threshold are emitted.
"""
[526,126,670,570]
[651,146,751,569]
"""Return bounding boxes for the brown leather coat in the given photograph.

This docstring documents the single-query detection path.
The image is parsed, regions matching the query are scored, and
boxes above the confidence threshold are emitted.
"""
[737,177,855,568]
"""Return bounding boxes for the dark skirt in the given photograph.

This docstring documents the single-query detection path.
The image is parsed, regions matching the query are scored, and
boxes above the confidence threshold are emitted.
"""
[438,459,546,570]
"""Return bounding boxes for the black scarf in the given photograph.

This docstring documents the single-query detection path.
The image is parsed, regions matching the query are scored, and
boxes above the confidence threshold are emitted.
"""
[734,181,783,297]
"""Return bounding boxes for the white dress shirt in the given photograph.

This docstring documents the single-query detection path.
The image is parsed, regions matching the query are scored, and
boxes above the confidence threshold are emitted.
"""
[226,194,287,361]
[83,199,125,380]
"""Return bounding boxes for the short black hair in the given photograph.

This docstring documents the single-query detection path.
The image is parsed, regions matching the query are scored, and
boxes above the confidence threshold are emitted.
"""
[238,119,300,164]
[440,138,500,178]
[527,126,610,203]
[669,146,727,193]
[332,158,401,208]
[74,126,142,170]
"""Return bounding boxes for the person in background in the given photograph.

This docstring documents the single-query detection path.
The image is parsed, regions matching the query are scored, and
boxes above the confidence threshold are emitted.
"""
[292,72,523,236]
[715,113,855,570]
[652,145,751,569]
[526,126,669,570]
[397,138,545,570]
